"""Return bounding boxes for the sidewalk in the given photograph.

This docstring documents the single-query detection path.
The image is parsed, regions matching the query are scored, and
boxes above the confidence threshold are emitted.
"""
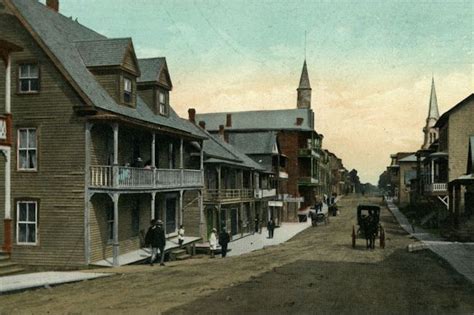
[0,271,112,294]
[227,219,312,257]
[386,200,474,283]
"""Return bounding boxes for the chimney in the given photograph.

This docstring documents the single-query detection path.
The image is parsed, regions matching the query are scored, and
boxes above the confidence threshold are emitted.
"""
[188,108,196,123]
[218,124,228,142]
[198,121,206,129]
[226,113,232,127]
[296,117,304,126]
[46,0,59,12]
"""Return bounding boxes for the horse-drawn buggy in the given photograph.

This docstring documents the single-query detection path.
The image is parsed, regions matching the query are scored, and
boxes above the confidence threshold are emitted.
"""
[351,204,385,249]
[309,205,329,226]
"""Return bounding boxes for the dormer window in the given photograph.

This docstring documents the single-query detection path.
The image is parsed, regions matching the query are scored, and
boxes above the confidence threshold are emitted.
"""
[18,63,39,93]
[158,90,168,116]
[124,78,132,103]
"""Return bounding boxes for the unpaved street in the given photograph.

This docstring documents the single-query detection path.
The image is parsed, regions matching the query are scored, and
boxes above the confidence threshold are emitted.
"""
[1,195,473,314]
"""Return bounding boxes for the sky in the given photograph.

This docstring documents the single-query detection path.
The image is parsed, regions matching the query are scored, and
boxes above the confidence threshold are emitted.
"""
[49,0,472,184]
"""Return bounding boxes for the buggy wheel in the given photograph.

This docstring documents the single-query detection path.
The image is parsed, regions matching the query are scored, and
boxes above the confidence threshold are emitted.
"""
[379,226,385,249]
[352,225,356,248]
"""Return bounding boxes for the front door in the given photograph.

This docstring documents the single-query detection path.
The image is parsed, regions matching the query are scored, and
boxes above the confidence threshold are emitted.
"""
[165,198,177,234]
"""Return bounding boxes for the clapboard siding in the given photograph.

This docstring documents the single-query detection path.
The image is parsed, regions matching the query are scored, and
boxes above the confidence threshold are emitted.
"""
[0,12,86,267]
[89,193,151,263]
[91,70,120,104]
[137,86,155,114]
[123,49,138,75]
[182,190,201,238]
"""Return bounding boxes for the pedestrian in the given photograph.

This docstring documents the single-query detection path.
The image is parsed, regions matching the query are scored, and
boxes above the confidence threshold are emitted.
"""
[254,214,259,234]
[145,219,166,266]
[209,228,217,258]
[219,227,231,258]
[267,219,275,238]
[178,224,185,248]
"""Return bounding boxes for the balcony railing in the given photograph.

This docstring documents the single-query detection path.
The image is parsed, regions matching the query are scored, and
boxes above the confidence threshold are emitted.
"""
[298,177,319,186]
[298,148,320,159]
[424,183,448,193]
[255,188,277,199]
[90,165,203,189]
[204,189,254,201]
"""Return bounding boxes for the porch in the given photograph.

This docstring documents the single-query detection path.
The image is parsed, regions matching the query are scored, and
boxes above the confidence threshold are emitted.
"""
[91,236,201,267]
[204,189,254,203]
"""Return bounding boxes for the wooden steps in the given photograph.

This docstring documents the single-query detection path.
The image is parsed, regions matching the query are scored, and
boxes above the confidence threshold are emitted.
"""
[0,251,24,277]
[169,248,192,261]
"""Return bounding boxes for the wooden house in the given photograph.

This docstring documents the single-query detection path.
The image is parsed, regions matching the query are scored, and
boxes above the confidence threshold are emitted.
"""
[0,0,206,267]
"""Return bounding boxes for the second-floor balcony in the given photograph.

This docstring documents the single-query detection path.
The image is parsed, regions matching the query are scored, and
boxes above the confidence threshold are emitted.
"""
[298,177,319,186]
[90,166,203,190]
[204,189,254,202]
[424,182,448,194]
[298,148,320,159]
[255,188,277,199]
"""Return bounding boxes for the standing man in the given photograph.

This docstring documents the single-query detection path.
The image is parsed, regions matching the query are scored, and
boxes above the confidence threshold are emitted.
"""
[145,219,166,266]
[219,227,231,258]
[267,219,275,239]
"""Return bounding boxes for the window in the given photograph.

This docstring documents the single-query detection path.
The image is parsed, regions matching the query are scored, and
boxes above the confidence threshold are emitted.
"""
[158,91,168,115]
[106,206,114,242]
[17,201,38,245]
[18,128,37,170]
[19,63,39,93]
[124,78,132,103]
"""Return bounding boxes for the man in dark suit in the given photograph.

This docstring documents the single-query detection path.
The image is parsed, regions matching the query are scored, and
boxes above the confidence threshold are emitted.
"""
[145,219,167,266]
[218,227,231,258]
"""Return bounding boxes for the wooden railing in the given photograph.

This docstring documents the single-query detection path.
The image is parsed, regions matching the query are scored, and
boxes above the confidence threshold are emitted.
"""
[90,165,203,189]
[255,188,277,198]
[424,183,448,193]
[204,189,254,201]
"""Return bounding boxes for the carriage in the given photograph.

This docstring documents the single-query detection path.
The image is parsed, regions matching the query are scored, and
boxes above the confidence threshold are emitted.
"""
[351,204,385,249]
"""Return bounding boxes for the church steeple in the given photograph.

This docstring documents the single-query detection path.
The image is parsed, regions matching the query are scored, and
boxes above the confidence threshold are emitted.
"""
[297,60,312,109]
[427,77,439,120]
[422,77,440,149]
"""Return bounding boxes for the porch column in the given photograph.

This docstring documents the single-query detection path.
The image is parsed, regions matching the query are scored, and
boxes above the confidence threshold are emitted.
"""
[169,143,173,168]
[84,122,92,265]
[200,141,204,170]
[454,185,461,228]
[198,190,204,238]
[179,139,184,168]
[151,192,156,220]
[240,202,244,237]
[179,190,184,225]
[112,193,120,267]
[431,159,435,184]
[217,166,222,190]
[2,54,12,253]
[151,133,156,168]
[112,123,119,188]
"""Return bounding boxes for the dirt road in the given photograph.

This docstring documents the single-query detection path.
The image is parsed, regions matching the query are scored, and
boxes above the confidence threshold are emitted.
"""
[1,195,473,314]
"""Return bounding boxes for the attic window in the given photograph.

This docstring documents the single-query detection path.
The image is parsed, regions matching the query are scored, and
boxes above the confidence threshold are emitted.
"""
[158,90,168,116]
[124,78,132,103]
[18,63,39,93]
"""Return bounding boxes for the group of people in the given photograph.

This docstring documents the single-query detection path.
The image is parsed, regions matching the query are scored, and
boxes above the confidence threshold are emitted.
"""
[208,228,231,258]
[144,219,166,266]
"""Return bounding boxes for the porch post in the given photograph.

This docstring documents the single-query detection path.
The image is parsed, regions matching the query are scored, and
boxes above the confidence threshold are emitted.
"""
[84,122,92,264]
[454,185,461,228]
[112,123,119,188]
[151,133,156,168]
[179,190,184,225]
[112,193,120,267]
[179,139,184,168]
[151,192,156,220]
[217,165,222,190]
[2,54,12,253]
[198,190,204,239]
[431,159,435,184]
[200,141,204,186]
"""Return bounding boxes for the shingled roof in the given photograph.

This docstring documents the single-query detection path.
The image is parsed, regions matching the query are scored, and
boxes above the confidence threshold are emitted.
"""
[228,132,277,155]
[196,108,315,132]
[7,0,201,138]
[75,38,133,68]
[185,121,265,171]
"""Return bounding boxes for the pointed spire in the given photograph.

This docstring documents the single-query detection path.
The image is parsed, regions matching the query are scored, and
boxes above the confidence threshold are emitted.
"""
[298,60,311,90]
[428,77,439,119]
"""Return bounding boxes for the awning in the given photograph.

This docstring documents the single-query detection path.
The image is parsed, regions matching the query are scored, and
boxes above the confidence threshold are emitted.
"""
[429,151,449,159]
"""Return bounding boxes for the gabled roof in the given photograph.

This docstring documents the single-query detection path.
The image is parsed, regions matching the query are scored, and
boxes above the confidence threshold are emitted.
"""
[435,94,474,128]
[196,108,315,132]
[185,121,265,171]
[7,0,200,138]
[75,38,132,67]
[138,57,172,88]
[227,132,277,155]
